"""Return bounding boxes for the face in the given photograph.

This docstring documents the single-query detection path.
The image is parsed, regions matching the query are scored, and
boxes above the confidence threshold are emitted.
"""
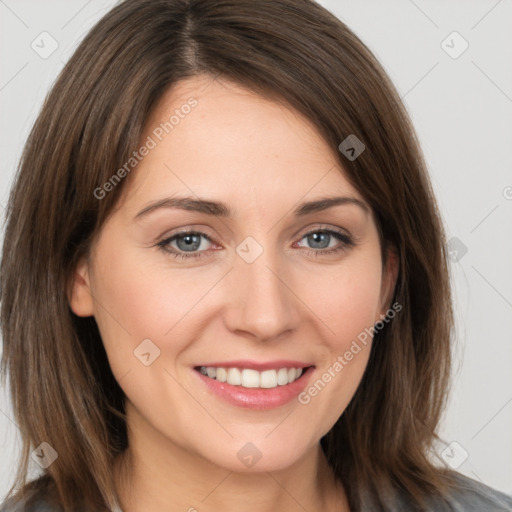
[70,74,397,473]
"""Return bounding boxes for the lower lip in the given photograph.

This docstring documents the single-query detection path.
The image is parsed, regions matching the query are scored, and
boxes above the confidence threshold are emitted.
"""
[193,367,314,410]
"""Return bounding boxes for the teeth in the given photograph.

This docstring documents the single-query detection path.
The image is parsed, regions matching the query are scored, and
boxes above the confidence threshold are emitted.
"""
[227,367,242,386]
[276,368,288,385]
[216,367,227,382]
[241,369,260,388]
[198,366,306,388]
[261,370,278,388]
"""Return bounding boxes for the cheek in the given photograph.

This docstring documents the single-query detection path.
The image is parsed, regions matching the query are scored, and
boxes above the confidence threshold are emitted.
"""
[89,244,227,370]
[295,252,382,429]
[309,252,383,345]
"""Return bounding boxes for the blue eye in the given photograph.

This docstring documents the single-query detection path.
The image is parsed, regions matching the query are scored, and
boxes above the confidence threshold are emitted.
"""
[156,228,354,260]
[157,232,215,260]
[295,229,355,257]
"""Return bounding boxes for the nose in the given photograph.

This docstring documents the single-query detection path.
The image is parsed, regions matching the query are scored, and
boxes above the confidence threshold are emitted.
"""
[223,247,301,342]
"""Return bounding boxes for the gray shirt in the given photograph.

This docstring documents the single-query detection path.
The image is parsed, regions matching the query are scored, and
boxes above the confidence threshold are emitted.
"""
[1,472,511,511]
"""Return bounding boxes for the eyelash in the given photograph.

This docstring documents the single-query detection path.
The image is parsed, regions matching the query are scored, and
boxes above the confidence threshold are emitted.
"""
[156,227,355,261]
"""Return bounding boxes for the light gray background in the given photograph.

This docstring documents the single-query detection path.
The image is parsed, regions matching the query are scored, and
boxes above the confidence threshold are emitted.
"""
[1,0,511,501]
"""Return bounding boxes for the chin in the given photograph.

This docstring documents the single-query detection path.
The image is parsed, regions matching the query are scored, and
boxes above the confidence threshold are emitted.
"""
[192,433,315,473]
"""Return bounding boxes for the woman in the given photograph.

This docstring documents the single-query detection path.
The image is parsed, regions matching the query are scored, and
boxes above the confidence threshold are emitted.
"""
[1,0,511,511]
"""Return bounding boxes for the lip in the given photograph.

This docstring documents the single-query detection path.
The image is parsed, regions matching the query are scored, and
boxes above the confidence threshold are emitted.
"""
[192,364,315,410]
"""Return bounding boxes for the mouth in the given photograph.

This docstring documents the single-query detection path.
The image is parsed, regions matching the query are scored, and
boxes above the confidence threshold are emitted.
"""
[193,361,315,410]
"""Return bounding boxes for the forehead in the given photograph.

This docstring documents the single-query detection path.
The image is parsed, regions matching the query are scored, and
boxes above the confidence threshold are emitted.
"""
[118,75,364,216]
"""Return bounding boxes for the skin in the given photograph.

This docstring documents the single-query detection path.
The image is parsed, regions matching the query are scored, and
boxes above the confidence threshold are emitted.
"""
[69,74,398,512]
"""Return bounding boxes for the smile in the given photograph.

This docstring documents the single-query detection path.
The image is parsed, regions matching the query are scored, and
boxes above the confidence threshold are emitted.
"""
[193,362,315,410]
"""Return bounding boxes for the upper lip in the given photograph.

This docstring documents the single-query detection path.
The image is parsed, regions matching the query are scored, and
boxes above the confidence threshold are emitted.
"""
[194,360,314,371]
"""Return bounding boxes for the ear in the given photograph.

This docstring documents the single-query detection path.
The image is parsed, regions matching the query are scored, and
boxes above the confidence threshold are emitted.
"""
[68,256,95,317]
[376,245,399,321]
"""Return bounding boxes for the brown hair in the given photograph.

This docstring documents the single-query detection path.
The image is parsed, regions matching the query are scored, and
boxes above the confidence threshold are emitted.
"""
[1,0,455,510]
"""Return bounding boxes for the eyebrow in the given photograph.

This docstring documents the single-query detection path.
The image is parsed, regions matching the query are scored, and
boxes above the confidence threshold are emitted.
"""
[134,195,369,220]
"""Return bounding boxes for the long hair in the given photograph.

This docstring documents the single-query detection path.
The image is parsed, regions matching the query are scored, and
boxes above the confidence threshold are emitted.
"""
[1,0,454,510]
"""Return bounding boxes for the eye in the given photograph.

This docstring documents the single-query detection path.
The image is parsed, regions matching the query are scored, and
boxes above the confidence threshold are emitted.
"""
[294,228,354,256]
[157,231,216,260]
[156,227,355,261]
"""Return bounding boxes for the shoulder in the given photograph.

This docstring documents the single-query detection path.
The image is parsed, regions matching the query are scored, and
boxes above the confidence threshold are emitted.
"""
[0,481,62,512]
[0,496,60,512]
[430,472,512,511]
